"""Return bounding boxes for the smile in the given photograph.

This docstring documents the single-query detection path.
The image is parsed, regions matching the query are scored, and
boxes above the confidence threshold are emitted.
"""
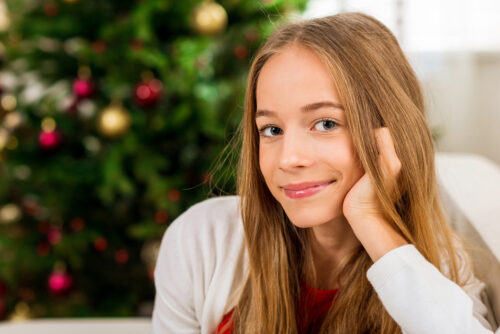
[283,180,335,199]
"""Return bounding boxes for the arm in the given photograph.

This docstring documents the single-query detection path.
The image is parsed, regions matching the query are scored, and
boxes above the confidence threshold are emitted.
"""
[366,244,497,334]
[151,215,200,333]
[342,128,498,333]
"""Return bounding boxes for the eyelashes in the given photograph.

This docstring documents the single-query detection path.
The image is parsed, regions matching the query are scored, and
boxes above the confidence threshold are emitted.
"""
[258,118,339,138]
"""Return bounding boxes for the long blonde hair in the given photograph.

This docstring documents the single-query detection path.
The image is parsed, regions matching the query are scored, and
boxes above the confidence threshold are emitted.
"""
[220,12,468,333]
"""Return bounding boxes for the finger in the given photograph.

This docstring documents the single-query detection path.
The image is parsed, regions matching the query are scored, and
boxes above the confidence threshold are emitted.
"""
[374,127,401,177]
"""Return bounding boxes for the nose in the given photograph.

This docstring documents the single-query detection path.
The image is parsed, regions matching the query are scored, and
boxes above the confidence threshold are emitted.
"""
[278,128,313,171]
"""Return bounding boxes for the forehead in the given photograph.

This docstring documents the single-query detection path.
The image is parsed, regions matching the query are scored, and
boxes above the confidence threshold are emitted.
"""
[256,44,340,110]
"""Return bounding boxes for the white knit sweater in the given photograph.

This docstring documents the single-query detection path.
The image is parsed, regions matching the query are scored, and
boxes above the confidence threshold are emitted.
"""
[151,196,498,334]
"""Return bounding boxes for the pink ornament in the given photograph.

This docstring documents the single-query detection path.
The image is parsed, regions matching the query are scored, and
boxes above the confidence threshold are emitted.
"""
[39,130,62,150]
[133,79,162,108]
[47,228,62,245]
[48,272,73,295]
[72,79,94,98]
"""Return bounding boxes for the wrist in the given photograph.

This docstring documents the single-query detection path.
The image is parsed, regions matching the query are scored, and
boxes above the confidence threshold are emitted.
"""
[348,215,408,263]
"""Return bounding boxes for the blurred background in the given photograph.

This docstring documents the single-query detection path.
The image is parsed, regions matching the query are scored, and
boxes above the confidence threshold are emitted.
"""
[304,0,500,165]
[0,0,499,323]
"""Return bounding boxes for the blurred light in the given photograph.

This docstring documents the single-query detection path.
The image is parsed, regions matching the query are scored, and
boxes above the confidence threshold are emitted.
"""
[4,111,24,130]
[0,203,21,224]
[13,165,31,180]
[0,1,10,32]
[1,94,17,111]
[0,128,8,150]
[41,117,56,132]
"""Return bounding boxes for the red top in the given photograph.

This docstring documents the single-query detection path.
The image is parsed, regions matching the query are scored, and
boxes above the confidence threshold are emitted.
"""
[216,280,339,334]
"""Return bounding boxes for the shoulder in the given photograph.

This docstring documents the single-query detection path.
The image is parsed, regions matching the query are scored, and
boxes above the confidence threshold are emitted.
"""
[160,195,243,262]
[153,196,244,330]
[168,195,241,236]
[155,195,243,281]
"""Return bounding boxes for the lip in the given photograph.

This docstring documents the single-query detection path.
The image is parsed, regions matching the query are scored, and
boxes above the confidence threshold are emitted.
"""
[282,180,335,191]
[282,180,335,199]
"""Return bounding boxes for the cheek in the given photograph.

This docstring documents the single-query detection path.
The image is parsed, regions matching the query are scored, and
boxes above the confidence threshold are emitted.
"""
[343,152,365,186]
[259,146,272,181]
[320,138,363,179]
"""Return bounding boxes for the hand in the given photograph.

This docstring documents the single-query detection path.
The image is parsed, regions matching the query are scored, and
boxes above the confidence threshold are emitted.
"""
[342,127,408,262]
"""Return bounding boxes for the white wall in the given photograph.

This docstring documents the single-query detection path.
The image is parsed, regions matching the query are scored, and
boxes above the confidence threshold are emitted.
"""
[408,52,500,165]
[303,0,500,165]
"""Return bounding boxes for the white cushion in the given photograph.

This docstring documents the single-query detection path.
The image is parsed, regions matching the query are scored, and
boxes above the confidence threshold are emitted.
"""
[436,152,500,329]
[0,318,151,334]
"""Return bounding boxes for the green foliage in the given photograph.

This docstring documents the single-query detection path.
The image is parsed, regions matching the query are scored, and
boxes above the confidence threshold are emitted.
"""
[0,0,309,320]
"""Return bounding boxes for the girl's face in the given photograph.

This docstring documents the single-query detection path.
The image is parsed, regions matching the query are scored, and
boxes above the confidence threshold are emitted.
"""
[255,43,365,228]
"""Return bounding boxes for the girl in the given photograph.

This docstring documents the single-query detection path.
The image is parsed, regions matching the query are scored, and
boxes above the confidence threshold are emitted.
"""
[151,12,497,333]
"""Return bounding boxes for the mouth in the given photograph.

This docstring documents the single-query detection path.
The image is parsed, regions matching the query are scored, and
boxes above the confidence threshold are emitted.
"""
[281,180,337,191]
[282,180,336,199]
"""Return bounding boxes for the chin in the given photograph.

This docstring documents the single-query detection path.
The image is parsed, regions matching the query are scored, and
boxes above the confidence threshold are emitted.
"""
[282,202,342,229]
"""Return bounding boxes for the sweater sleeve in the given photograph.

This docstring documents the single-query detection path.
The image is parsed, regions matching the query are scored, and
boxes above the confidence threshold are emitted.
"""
[151,213,200,334]
[366,244,499,334]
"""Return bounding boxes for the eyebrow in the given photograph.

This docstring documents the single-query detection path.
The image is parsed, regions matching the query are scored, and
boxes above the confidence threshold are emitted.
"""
[255,101,344,118]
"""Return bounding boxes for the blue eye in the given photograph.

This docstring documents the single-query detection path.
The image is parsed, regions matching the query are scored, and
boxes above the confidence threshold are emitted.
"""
[258,125,282,137]
[314,119,337,131]
[259,118,338,137]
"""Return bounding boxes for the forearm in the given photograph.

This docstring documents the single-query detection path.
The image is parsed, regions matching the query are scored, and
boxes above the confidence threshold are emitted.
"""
[348,215,408,263]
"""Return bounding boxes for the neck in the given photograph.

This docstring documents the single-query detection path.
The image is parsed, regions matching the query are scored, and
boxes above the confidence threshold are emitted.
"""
[305,215,361,290]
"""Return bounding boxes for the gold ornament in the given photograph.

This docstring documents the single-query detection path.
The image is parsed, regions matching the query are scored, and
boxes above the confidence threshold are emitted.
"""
[1,94,17,111]
[8,302,32,322]
[191,1,227,36]
[41,117,56,132]
[0,203,21,224]
[0,128,8,151]
[0,0,10,32]
[4,111,24,130]
[97,103,131,138]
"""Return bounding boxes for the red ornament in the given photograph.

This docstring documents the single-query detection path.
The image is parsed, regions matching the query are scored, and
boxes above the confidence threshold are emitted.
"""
[72,79,94,98]
[133,79,163,108]
[48,271,73,295]
[70,217,85,231]
[39,130,62,150]
[167,189,181,202]
[233,45,248,59]
[92,40,107,54]
[44,2,59,17]
[115,249,129,263]
[93,237,108,252]
[154,210,168,224]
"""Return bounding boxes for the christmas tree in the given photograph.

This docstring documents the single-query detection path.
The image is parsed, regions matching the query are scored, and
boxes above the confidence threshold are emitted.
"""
[0,0,308,320]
